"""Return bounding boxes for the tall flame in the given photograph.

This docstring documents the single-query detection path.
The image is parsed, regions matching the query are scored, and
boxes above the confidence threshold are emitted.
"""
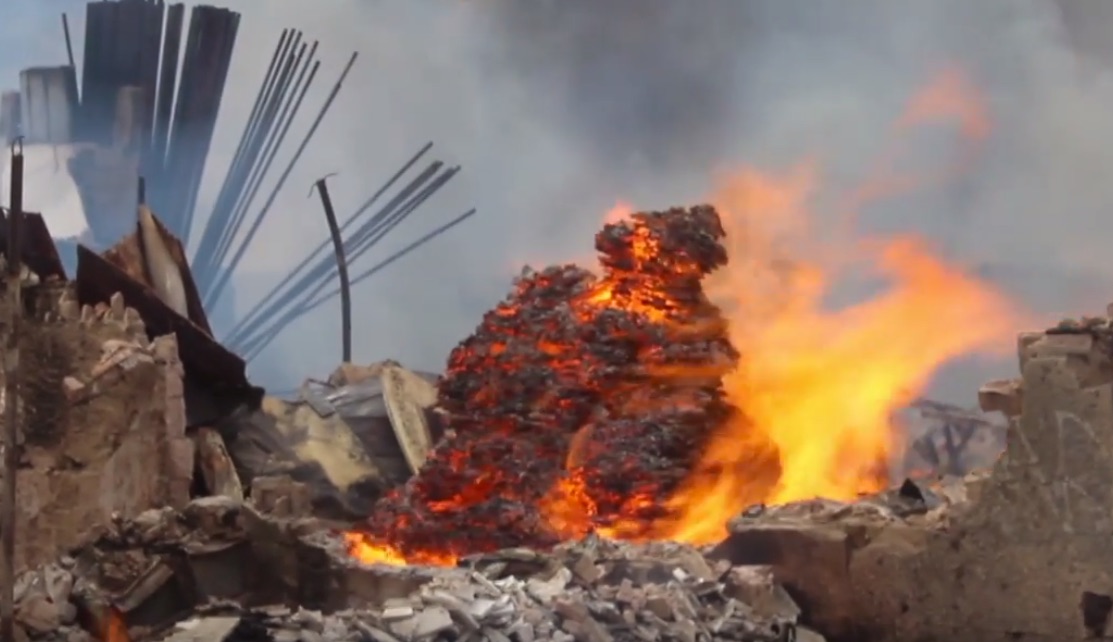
[588,67,1017,545]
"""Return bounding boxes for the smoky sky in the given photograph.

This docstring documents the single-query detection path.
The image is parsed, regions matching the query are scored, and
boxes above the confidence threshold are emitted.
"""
[2,0,1113,403]
[475,0,756,172]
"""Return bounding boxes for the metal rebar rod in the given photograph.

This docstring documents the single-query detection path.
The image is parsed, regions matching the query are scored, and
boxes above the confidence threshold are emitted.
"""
[344,166,459,262]
[330,162,443,262]
[195,34,304,285]
[205,51,358,309]
[61,13,76,69]
[225,161,438,346]
[204,39,308,277]
[1,139,25,642]
[191,28,290,267]
[237,174,466,354]
[313,176,351,362]
[222,143,434,346]
[241,208,476,362]
[207,46,317,282]
[313,207,475,308]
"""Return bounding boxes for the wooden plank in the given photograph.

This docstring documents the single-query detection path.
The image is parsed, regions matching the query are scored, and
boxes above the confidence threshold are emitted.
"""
[381,364,435,475]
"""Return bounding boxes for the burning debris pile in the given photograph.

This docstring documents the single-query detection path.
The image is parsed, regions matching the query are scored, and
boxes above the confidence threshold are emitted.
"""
[359,205,748,561]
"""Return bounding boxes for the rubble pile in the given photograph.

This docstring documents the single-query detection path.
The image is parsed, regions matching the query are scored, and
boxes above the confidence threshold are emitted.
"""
[7,282,194,572]
[365,206,742,558]
[223,360,439,521]
[10,497,824,642]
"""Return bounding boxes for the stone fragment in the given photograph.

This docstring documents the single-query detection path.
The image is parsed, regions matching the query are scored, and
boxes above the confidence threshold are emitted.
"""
[553,600,613,642]
[388,605,454,639]
[16,594,61,633]
[977,378,1023,417]
[722,565,801,622]
[193,427,244,501]
[156,615,241,641]
[250,475,311,518]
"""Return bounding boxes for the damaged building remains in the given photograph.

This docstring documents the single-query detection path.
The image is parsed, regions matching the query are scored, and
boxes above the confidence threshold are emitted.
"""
[0,2,1107,642]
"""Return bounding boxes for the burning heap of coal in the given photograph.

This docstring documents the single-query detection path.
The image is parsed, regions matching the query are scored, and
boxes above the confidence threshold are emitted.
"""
[356,205,739,563]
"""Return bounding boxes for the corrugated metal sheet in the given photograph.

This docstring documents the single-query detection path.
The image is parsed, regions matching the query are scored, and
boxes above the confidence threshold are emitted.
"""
[19,66,79,144]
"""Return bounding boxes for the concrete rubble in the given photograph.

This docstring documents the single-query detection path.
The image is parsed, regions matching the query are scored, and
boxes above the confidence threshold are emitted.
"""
[0,272,433,573]
[8,280,193,573]
[10,496,825,642]
[223,360,440,520]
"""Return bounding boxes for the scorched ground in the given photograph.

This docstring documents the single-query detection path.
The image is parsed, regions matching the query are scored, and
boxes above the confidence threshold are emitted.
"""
[347,205,765,564]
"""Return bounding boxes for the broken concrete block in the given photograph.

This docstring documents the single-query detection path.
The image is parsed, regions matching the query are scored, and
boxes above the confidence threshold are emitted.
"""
[722,566,801,622]
[249,475,311,518]
[978,378,1023,417]
[7,299,193,571]
[193,427,243,501]
[388,604,453,639]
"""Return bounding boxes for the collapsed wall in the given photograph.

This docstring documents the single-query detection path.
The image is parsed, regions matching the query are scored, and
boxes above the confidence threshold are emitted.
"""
[5,281,192,571]
[718,315,1113,642]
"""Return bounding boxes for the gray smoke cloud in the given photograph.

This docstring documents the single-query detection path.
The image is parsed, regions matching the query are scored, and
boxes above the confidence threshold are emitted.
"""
[1,0,1111,402]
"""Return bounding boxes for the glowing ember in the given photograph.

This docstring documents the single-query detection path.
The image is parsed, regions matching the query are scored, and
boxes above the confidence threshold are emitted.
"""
[102,608,131,642]
[345,67,1020,565]
[350,205,738,562]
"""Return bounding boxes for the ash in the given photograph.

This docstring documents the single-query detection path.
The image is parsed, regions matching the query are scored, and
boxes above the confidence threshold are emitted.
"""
[365,206,740,557]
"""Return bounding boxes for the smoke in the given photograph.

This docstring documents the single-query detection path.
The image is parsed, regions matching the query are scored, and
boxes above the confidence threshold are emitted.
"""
[2,0,1113,401]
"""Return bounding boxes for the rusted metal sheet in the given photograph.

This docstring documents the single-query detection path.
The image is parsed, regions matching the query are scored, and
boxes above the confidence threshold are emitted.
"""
[101,205,211,335]
[74,244,249,400]
[0,209,66,281]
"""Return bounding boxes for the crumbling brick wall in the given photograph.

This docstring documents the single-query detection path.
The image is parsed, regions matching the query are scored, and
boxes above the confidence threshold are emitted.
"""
[1,282,192,571]
[721,319,1113,642]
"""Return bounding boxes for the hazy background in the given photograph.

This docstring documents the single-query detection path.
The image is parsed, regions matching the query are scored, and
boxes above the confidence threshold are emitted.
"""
[1,0,1111,402]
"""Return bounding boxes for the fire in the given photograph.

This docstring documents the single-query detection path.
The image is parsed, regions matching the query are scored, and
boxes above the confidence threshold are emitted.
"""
[630,169,1016,545]
[101,608,130,642]
[345,67,1020,565]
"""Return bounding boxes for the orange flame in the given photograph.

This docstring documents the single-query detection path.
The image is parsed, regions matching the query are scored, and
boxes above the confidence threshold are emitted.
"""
[546,66,1018,546]
[640,169,1016,545]
[101,608,130,642]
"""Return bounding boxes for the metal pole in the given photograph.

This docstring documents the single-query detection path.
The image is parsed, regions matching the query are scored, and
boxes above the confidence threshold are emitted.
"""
[1,138,25,642]
[311,175,351,362]
[61,13,76,70]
